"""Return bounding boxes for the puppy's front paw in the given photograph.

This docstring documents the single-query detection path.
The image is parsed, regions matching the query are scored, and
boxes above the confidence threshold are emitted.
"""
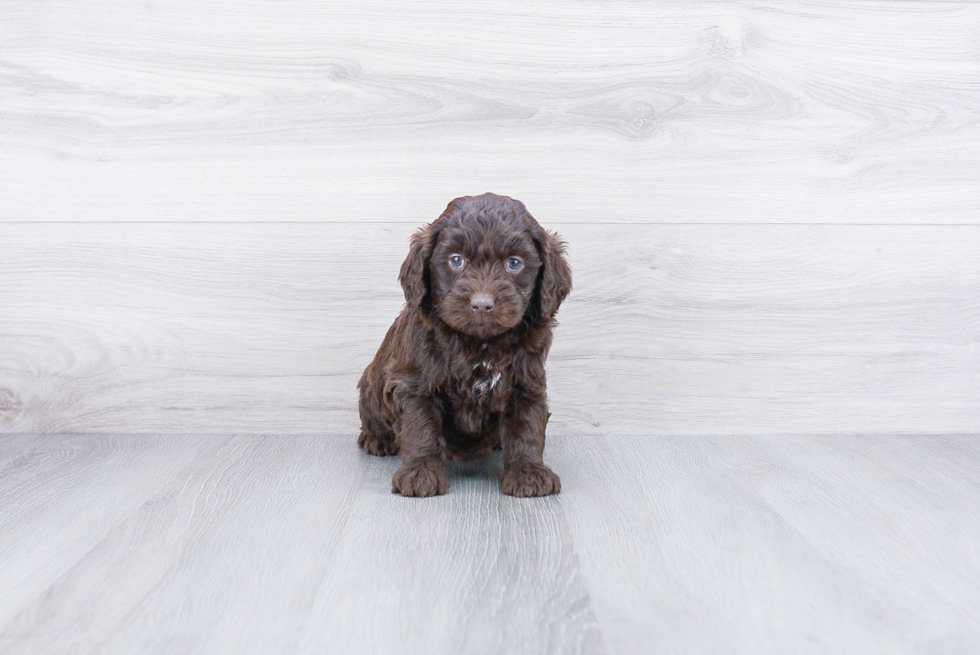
[392,462,449,497]
[500,463,561,497]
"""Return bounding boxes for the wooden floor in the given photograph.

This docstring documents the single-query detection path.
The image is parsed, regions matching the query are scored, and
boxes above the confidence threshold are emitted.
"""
[1,433,978,654]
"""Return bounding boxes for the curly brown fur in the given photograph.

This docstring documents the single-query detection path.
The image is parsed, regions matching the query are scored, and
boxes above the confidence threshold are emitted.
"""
[357,192,572,497]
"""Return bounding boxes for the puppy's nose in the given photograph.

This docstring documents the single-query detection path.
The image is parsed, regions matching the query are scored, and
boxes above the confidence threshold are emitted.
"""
[470,294,495,313]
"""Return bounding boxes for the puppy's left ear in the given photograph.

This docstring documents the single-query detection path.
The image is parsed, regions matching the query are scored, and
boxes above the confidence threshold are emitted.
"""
[536,229,572,321]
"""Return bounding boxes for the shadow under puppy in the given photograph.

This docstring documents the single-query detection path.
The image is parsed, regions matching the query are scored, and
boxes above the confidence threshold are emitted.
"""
[357,192,572,497]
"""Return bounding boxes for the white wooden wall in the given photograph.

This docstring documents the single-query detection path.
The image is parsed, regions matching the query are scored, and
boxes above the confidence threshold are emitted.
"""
[2,0,979,435]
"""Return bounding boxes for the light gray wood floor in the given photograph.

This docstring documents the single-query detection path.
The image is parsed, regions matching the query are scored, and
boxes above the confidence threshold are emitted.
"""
[1,434,978,654]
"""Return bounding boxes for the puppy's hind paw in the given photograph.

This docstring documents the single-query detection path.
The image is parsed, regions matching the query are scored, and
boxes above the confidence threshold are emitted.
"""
[357,429,399,456]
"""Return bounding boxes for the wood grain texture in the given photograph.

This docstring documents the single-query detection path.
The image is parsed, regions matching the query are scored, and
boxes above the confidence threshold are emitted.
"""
[298,454,604,655]
[2,222,978,435]
[0,434,604,655]
[2,0,979,223]
[554,434,980,654]
[0,434,366,655]
[0,435,216,629]
[1,434,978,653]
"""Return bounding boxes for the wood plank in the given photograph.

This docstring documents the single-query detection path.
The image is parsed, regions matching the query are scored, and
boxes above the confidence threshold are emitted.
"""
[0,435,216,628]
[296,453,605,654]
[0,434,365,655]
[553,434,980,654]
[2,1,979,223]
[0,434,603,655]
[1,223,977,434]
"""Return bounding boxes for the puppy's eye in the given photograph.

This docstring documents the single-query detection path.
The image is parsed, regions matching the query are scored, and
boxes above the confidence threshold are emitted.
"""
[449,254,466,269]
[506,257,523,272]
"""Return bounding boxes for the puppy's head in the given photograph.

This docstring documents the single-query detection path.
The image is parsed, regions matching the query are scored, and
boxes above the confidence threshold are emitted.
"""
[399,192,571,339]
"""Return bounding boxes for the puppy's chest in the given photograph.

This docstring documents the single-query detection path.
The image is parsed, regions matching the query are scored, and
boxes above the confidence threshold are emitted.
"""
[469,359,503,398]
[445,350,511,423]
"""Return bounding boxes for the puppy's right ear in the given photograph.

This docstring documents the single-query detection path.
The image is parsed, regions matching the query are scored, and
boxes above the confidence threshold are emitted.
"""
[399,223,438,309]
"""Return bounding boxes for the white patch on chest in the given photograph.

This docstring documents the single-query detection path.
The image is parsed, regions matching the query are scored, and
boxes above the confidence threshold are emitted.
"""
[472,360,501,395]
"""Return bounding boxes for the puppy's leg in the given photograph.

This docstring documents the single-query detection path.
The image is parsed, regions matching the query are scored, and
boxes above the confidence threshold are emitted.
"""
[389,385,449,497]
[500,391,561,497]
[357,372,399,456]
[357,426,398,457]
[357,391,398,456]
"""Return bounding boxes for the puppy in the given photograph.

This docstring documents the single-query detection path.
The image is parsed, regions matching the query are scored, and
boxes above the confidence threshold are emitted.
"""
[357,192,572,497]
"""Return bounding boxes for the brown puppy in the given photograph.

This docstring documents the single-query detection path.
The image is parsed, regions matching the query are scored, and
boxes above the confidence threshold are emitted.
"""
[357,192,572,497]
